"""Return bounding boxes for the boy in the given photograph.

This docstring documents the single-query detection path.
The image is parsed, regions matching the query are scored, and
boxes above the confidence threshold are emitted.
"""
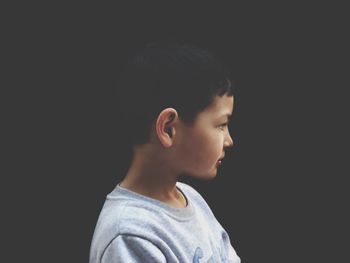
[89,41,241,262]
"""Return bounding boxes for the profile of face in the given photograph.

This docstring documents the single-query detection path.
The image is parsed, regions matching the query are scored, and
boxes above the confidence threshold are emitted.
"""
[175,94,235,179]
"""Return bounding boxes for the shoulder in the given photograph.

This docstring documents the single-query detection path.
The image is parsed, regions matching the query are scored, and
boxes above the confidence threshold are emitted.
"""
[90,198,169,261]
[94,197,168,238]
[99,234,167,263]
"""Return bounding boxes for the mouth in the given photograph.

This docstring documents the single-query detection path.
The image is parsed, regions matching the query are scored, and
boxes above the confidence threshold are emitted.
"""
[216,155,225,167]
[216,158,224,167]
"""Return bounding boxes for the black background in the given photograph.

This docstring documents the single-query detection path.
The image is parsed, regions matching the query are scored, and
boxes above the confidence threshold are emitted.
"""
[4,2,347,262]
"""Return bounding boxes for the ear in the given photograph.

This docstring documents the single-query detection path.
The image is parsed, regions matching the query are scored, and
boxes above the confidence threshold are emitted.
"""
[155,108,178,148]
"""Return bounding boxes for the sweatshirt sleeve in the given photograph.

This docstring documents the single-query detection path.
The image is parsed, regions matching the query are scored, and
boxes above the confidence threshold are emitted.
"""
[101,235,167,263]
[221,232,241,263]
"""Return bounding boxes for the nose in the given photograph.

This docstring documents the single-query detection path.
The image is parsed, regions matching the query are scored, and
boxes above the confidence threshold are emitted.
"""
[224,130,234,148]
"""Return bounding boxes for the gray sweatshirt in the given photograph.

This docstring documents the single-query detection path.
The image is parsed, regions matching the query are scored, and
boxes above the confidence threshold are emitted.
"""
[89,181,240,263]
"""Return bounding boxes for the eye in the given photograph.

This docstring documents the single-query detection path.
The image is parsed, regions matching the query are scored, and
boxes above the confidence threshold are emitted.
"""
[218,123,228,130]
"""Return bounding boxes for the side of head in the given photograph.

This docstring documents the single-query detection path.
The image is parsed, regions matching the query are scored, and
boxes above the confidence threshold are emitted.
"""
[116,40,235,177]
[118,42,234,178]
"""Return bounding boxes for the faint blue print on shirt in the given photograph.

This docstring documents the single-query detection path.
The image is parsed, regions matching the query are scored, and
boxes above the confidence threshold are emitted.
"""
[193,247,236,263]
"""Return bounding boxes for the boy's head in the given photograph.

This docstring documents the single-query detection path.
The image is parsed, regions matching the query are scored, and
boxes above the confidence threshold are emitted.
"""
[117,40,235,179]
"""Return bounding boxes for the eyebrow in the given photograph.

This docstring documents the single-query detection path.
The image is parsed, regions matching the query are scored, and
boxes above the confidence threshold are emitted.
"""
[219,113,232,120]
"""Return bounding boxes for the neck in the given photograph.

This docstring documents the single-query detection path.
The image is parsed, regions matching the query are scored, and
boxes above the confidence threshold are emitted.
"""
[120,145,186,207]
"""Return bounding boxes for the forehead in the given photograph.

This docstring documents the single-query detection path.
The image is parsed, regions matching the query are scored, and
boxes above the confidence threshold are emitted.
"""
[198,95,234,120]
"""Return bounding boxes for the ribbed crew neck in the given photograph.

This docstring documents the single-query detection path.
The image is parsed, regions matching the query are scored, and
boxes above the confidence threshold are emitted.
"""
[107,182,195,221]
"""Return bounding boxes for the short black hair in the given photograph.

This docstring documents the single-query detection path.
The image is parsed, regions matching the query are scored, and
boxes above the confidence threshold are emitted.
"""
[116,40,235,147]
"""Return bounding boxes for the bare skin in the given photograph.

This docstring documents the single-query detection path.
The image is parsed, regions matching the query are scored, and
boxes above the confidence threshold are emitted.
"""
[120,94,235,208]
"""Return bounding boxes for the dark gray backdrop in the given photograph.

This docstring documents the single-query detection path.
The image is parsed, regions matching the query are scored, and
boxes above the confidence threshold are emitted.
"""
[7,3,346,263]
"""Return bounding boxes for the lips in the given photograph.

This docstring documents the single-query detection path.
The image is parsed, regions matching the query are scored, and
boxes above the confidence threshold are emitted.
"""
[216,154,225,167]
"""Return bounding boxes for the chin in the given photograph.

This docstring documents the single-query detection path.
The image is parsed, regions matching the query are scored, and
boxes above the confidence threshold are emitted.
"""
[203,173,218,181]
[190,170,218,181]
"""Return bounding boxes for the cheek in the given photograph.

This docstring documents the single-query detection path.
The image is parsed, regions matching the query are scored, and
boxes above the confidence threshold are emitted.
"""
[183,132,223,168]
